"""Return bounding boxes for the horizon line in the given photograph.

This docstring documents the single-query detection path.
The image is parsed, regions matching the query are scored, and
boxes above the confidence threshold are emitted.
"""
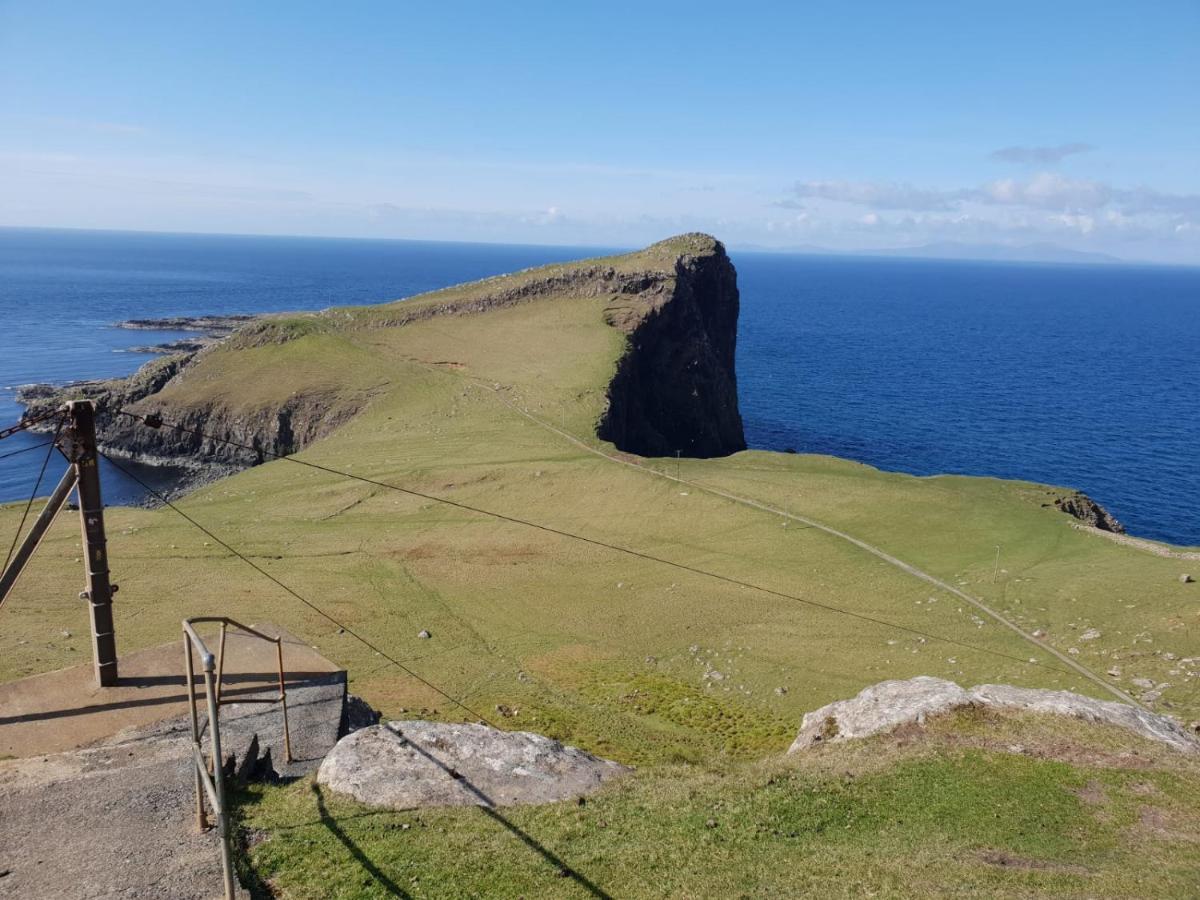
[2,222,1196,270]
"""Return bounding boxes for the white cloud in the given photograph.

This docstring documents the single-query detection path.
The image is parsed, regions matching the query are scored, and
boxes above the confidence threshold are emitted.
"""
[1047,213,1096,235]
[1113,185,1200,216]
[980,172,1112,211]
[785,172,1200,221]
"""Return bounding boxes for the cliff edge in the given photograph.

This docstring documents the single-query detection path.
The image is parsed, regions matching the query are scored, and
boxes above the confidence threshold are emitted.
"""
[597,235,745,457]
[18,234,746,478]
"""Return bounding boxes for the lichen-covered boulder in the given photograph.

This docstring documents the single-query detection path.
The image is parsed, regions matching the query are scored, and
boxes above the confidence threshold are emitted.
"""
[970,683,1198,754]
[787,676,1199,754]
[317,721,626,809]
[788,676,971,752]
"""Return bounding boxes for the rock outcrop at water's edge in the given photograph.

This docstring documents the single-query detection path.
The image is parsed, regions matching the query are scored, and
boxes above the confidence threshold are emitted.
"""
[1054,490,1125,533]
[17,352,364,477]
[16,234,747,484]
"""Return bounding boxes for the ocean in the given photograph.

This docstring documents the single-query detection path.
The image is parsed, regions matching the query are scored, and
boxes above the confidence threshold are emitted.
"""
[1,227,1197,545]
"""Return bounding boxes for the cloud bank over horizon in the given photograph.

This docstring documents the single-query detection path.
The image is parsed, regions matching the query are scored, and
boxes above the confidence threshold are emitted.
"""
[3,138,1198,263]
[769,170,1200,260]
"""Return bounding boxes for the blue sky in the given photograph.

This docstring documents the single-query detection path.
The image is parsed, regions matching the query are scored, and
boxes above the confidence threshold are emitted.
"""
[1,1,1198,262]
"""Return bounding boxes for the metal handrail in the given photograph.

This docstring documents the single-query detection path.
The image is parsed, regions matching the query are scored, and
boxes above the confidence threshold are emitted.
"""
[183,617,294,900]
[182,620,235,900]
[187,616,294,761]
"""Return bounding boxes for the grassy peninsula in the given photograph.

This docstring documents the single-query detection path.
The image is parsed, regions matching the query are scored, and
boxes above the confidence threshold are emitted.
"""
[3,235,1199,896]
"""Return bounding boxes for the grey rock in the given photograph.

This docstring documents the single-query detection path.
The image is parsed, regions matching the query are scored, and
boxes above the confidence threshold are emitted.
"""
[1054,491,1125,533]
[787,676,1199,755]
[1181,574,1194,584]
[970,683,1195,752]
[788,676,971,752]
[417,629,431,639]
[118,314,257,333]
[317,721,627,809]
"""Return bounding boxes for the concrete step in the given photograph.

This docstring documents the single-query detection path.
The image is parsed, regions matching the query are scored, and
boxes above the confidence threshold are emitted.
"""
[0,624,348,899]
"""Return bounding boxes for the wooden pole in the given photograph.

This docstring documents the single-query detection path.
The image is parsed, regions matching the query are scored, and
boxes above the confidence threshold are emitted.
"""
[0,467,76,608]
[67,401,119,686]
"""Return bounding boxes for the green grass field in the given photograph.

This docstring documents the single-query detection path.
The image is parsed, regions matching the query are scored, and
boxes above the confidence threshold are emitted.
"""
[238,710,1200,899]
[3,236,1198,896]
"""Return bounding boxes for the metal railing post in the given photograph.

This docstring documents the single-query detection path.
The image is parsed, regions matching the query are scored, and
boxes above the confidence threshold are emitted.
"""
[181,616,296,900]
[215,620,227,704]
[276,637,293,763]
[183,620,236,900]
[183,631,207,831]
[202,660,236,900]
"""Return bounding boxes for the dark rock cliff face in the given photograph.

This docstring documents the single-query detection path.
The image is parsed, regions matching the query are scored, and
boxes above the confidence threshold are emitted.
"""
[17,339,367,484]
[598,240,746,458]
[19,366,362,474]
[1054,491,1125,533]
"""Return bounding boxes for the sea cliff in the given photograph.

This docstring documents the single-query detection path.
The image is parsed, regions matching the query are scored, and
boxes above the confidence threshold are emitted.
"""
[18,234,746,475]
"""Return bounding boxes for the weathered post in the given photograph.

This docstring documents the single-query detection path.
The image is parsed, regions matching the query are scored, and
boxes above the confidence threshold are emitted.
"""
[65,400,119,686]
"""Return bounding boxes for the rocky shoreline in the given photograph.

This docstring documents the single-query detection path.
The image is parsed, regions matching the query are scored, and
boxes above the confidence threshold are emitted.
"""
[14,315,263,504]
[9,250,1137,535]
[118,314,257,332]
[1053,489,1125,534]
[115,313,258,354]
[17,236,749,491]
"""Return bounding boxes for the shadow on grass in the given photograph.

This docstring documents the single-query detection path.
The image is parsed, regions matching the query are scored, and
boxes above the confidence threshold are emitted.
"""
[386,723,614,900]
[229,784,413,899]
[477,805,614,899]
[230,725,615,899]
[313,784,414,898]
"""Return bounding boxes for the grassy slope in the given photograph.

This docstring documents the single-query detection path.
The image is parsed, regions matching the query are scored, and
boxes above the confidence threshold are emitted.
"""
[2,236,1198,896]
[240,710,1200,899]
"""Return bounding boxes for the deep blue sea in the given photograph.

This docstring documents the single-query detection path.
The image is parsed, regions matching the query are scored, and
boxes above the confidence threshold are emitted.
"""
[2,228,1197,545]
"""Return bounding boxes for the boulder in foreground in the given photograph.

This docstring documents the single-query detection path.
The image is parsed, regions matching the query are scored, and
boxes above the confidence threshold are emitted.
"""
[788,676,1198,754]
[317,721,627,809]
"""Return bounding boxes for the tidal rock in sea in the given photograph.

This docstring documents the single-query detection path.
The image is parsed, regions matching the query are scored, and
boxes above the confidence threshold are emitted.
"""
[118,314,257,333]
